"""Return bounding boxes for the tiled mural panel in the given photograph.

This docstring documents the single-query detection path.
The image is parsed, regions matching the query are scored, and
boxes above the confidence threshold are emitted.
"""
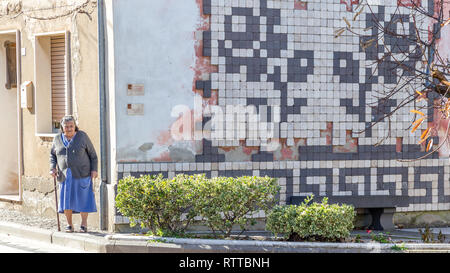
[117,0,450,216]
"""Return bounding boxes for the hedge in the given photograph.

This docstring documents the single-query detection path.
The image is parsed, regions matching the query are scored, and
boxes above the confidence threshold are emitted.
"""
[116,174,280,237]
[266,195,355,241]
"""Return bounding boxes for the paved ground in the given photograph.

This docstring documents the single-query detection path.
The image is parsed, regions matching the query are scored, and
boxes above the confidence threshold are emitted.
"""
[1,207,450,253]
[0,206,105,234]
[0,232,87,253]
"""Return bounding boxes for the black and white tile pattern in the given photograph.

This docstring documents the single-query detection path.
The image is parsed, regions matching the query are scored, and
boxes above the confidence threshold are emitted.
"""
[116,0,450,221]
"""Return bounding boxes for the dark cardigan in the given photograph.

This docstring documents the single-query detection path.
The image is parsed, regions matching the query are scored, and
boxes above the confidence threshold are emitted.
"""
[50,130,98,182]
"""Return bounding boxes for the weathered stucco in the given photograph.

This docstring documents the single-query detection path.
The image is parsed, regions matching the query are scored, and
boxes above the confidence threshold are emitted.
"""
[0,0,101,228]
[109,0,204,163]
[0,32,19,195]
[110,0,450,230]
[1,0,449,232]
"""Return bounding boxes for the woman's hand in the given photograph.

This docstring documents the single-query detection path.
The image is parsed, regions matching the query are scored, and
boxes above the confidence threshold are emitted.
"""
[91,171,98,180]
[50,169,57,178]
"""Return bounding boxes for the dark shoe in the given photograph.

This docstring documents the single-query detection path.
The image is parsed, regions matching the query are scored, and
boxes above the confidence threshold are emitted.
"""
[80,226,88,233]
[65,225,74,233]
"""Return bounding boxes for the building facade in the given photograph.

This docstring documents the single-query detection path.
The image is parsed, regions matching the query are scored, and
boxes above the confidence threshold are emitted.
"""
[105,0,450,230]
[1,0,449,232]
[0,0,102,229]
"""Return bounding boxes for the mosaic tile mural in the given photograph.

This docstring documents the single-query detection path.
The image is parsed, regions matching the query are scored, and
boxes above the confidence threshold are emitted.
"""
[116,0,450,219]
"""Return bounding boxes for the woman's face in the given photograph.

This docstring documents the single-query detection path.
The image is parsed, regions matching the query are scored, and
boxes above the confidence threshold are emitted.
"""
[62,121,76,138]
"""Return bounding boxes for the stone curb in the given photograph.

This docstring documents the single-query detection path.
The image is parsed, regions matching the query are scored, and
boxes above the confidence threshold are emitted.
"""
[1,221,449,253]
[0,221,110,253]
[0,221,53,244]
[105,234,450,253]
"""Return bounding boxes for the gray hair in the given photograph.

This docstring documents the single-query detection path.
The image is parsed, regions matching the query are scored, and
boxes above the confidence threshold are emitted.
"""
[60,115,79,131]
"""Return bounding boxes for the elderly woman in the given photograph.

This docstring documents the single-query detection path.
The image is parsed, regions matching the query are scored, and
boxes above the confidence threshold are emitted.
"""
[50,115,98,233]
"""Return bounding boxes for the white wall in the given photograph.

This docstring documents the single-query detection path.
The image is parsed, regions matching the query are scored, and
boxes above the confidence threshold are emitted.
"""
[0,33,19,195]
[110,0,202,162]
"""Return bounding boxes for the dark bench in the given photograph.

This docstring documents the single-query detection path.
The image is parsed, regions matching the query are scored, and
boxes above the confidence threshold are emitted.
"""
[289,195,409,231]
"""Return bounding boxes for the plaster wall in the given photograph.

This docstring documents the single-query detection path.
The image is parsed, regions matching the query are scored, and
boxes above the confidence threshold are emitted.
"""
[111,0,450,230]
[0,33,19,195]
[110,0,203,163]
[0,0,101,228]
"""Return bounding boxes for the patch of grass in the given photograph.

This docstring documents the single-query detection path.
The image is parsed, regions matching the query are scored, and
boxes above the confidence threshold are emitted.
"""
[391,243,408,251]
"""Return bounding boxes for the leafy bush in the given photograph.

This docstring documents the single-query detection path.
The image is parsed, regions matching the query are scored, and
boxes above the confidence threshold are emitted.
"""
[115,174,280,237]
[266,195,355,242]
[195,176,280,237]
[115,174,206,235]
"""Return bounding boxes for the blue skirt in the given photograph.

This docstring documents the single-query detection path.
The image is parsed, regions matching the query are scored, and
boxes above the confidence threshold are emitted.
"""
[58,168,97,214]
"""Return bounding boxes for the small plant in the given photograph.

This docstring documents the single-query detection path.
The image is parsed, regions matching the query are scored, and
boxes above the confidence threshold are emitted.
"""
[391,243,407,251]
[116,174,280,238]
[370,232,392,244]
[266,195,356,242]
[352,234,363,243]
[437,230,446,243]
[419,226,434,243]
[116,174,207,235]
[195,176,280,238]
[419,226,447,243]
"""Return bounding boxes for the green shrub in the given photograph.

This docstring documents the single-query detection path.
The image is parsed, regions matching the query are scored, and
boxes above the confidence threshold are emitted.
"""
[266,195,355,242]
[195,176,280,237]
[115,174,206,235]
[115,174,280,238]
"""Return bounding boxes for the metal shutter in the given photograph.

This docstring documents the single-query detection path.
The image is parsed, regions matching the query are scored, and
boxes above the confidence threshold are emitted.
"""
[50,35,66,123]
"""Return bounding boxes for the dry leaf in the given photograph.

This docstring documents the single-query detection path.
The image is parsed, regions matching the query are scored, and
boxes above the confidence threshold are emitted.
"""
[411,117,424,133]
[343,17,351,28]
[353,6,364,21]
[416,97,426,102]
[362,39,376,50]
[334,28,346,38]
[420,128,431,140]
[412,117,425,126]
[415,90,427,102]
[410,109,425,116]
[426,139,433,152]
[418,137,428,145]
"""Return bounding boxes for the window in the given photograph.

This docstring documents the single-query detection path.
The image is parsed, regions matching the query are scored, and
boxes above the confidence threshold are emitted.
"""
[50,35,66,130]
[4,40,16,89]
[34,31,72,135]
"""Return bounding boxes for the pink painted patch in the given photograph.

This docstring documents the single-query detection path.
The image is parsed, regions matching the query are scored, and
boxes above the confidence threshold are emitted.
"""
[397,0,421,7]
[434,0,450,61]
[320,122,333,145]
[170,109,195,141]
[426,99,450,157]
[294,138,307,146]
[242,145,259,156]
[332,130,358,153]
[280,147,294,160]
[294,1,307,10]
[153,151,171,162]
[219,146,237,152]
[192,0,216,86]
[192,0,219,151]
[396,137,403,152]
[340,0,359,12]
[346,130,358,151]
[157,130,174,146]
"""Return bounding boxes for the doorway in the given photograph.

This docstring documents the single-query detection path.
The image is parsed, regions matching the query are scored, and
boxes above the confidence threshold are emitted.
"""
[0,31,20,200]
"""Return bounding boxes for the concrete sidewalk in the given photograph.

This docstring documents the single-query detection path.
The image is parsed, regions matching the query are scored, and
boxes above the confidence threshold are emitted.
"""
[0,220,449,253]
